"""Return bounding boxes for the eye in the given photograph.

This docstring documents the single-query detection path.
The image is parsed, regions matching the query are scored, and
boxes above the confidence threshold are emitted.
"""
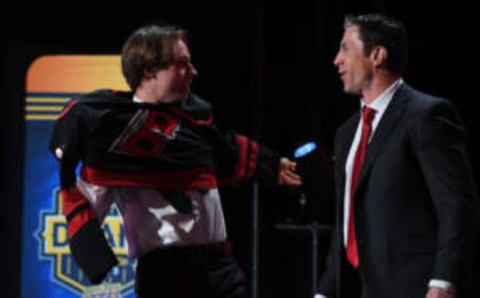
[176,58,190,68]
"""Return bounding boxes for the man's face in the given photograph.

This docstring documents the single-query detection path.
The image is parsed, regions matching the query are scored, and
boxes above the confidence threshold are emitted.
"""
[333,25,373,95]
[152,39,197,102]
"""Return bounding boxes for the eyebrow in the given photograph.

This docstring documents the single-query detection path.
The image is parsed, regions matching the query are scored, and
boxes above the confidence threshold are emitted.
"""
[176,55,190,61]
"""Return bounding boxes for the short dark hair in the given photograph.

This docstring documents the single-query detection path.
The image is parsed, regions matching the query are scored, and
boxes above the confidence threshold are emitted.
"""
[344,14,408,75]
[121,24,187,91]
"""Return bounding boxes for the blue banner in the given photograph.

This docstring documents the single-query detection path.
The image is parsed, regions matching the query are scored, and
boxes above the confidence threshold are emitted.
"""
[21,56,135,298]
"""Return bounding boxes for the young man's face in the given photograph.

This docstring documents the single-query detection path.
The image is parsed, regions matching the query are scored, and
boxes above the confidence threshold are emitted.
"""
[333,25,373,95]
[152,39,198,102]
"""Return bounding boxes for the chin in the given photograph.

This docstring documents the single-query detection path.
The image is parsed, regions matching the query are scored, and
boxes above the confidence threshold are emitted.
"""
[176,89,189,100]
[343,85,353,93]
[344,86,361,95]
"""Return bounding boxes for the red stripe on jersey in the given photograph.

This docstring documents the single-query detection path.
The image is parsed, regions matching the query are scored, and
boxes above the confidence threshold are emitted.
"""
[235,134,249,180]
[58,100,79,119]
[61,186,96,238]
[68,209,96,237]
[61,186,88,217]
[247,140,259,178]
[81,166,218,190]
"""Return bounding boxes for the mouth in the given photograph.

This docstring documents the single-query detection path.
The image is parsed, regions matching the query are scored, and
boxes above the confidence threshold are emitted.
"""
[185,82,192,92]
[181,80,192,91]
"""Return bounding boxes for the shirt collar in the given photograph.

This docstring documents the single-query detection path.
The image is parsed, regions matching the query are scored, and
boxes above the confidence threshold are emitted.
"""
[361,78,403,115]
[133,95,145,103]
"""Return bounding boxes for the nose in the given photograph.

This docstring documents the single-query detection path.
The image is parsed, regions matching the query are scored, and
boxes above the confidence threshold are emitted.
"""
[189,63,198,77]
[333,51,342,67]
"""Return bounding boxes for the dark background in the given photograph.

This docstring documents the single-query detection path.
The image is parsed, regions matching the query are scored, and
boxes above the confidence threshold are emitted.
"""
[1,2,479,297]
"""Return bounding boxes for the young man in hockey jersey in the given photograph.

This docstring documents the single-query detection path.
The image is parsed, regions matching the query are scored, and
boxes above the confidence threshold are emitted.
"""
[50,23,301,298]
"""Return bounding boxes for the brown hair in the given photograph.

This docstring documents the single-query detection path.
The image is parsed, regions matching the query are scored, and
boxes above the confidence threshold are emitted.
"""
[121,24,187,91]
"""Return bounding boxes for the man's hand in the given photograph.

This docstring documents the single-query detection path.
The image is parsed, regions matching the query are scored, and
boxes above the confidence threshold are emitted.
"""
[426,287,455,298]
[277,157,302,186]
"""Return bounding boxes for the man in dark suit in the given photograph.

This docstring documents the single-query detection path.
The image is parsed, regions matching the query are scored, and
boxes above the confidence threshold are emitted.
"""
[315,14,477,298]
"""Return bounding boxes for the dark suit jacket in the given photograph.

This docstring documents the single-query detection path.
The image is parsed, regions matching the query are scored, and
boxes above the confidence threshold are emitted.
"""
[318,84,477,298]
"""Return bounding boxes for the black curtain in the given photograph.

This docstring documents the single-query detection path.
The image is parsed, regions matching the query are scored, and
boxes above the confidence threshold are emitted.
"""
[2,3,479,297]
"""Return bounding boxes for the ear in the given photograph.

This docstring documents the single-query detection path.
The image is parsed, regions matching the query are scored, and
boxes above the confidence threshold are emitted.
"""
[143,68,157,81]
[370,46,388,68]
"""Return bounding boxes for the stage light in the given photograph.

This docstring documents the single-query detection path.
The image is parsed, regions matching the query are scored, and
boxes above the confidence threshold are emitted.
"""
[294,142,317,159]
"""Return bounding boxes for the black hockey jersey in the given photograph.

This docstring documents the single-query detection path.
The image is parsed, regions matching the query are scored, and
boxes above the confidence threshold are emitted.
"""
[50,90,280,283]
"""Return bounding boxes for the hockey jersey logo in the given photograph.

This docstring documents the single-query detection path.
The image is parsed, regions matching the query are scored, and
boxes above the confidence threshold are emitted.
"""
[109,109,181,158]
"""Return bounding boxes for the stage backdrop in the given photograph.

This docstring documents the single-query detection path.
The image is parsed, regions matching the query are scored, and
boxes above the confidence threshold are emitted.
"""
[21,55,137,298]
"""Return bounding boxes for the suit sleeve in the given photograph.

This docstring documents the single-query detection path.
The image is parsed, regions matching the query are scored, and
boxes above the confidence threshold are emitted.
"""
[414,99,477,285]
[50,101,118,284]
[317,227,339,297]
[316,127,347,298]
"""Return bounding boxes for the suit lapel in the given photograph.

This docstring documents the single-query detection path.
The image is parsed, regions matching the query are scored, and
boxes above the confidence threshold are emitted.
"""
[355,84,411,191]
[335,114,359,221]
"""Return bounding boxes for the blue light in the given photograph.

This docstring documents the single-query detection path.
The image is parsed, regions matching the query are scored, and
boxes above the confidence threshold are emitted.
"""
[294,142,317,158]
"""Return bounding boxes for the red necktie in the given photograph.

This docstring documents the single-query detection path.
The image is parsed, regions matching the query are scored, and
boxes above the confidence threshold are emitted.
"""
[347,106,376,268]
